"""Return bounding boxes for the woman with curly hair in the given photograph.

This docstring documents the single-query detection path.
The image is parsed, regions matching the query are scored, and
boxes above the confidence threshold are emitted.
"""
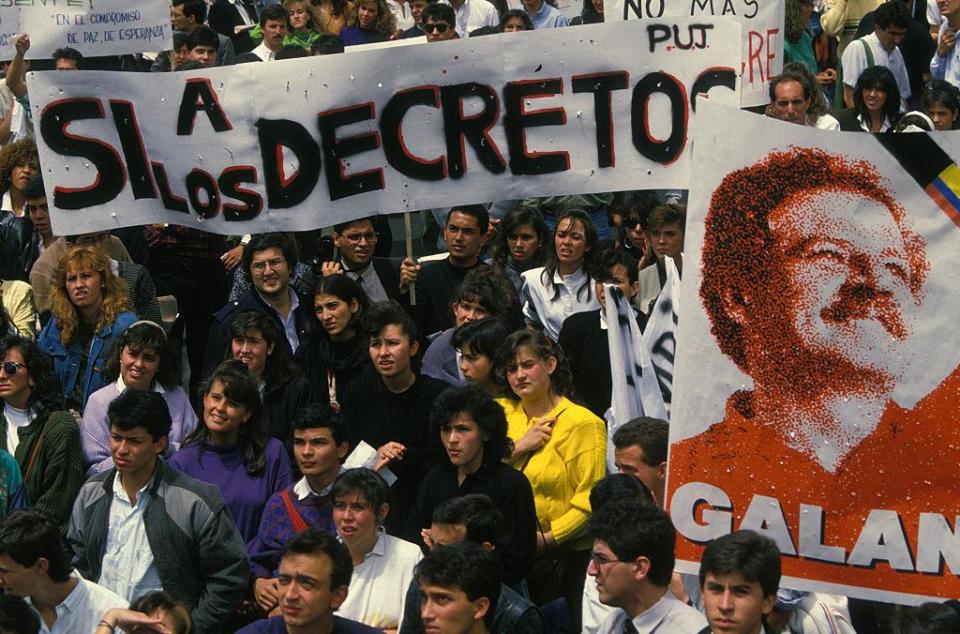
[284,0,326,49]
[408,385,537,587]
[315,0,355,35]
[0,138,38,218]
[171,359,293,546]
[38,245,137,412]
[0,335,84,529]
[495,329,605,630]
[339,0,396,45]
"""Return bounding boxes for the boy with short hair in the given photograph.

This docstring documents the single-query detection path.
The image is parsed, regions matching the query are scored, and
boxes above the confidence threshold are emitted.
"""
[416,543,501,634]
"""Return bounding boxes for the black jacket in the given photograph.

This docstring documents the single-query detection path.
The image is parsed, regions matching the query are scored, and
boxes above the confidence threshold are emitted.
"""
[263,373,314,442]
[401,577,544,634]
[0,214,36,281]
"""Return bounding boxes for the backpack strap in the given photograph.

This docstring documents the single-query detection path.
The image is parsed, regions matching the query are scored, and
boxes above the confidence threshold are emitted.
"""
[280,489,309,534]
[860,38,876,69]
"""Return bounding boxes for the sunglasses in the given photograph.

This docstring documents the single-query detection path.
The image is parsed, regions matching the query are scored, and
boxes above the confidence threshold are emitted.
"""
[424,22,450,33]
[1,361,26,376]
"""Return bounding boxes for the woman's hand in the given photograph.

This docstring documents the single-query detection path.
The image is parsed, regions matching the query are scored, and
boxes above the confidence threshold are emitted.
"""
[97,608,173,633]
[375,441,406,471]
[514,418,554,455]
[254,577,281,612]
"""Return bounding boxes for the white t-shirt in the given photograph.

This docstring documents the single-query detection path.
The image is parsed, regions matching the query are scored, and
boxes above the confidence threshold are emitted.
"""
[337,532,422,629]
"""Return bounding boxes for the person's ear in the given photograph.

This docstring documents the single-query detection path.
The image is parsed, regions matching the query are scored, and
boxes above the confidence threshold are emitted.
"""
[34,556,49,577]
[473,597,491,622]
[409,339,420,358]
[546,355,558,375]
[337,441,350,461]
[761,592,777,616]
[331,584,350,611]
[350,299,359,315]
[377,503,390,523]
[267,343,275,357]
[656,460,667,482]
[628,280,641,298]
[480,541,495,552]
[157,436,169,457]
[633,555,652,583]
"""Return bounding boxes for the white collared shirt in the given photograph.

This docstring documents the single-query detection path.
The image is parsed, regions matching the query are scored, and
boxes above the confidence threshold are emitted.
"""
[258,287,301,353]
[115,376,166,395]
[342,258,389,303]
[597,592,707,634]
[251,42,277,61]
[336,531,422,629]
[98,472,163,602]
[291,469,343,500]
[521,266,600,341]
[28,575,127,634]
[440,0,499,37]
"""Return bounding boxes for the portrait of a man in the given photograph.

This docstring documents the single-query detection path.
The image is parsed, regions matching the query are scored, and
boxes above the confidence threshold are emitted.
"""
[668,145,960,599]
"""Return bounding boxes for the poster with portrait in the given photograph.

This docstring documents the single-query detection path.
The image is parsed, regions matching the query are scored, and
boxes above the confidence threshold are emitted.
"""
[667,101,960,604]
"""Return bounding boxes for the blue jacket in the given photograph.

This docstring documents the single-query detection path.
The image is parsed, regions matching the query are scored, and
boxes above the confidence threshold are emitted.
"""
[38,311,138,410]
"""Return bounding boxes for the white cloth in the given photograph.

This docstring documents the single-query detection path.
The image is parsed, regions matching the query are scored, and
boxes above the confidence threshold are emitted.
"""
[929,0,941,28]
[440,0,499,37]
[855,112,893,131]
[98,473,163,602]
[780,593,856,633]
[4,404,32,455]
[521,266,600,341]
[387,0,416,30]
[597,592,707,633]
[814,113,841,130]
[251,42,277,61]
[343,259,389,304]
[840,32,912,103]
[337,532,422,629]
[27,575,127,634]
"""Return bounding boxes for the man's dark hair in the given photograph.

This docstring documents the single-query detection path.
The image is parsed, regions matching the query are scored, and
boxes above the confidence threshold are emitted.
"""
[645,203,686,233]
[589,501,675,587]
[589,473,656,513]
[231,52,264,64]
[422,2,456,26]
[312,34,345,55]
[362,299,418,343]
[175,60,207,72]
[173,0,207,23]
[187,25,219,51]
[0,510,72,583]
[447,204,489,235]
[591,248,638,285]
[276,45,310,60]
[130,591,192,634]
[874,0,911,29]
[24,174,45,200]
[431,494,502,545]
[52,47,83,67]
[899,600,960,634]
[415,542,501,627]
[451,318,508,364]
[108,389,173,442]
[612,417,669,466]
[242,232,299,283]
[331,469,391,518]
[291,403,350,446]
[853,65,902,124]
[282,527,354,590]
[173,31,191,51]
[699,530,782,598]
[0,594,40,634]
[429,385,512,463]
[334,216,375,235]
[261,3,289,26]
[768,69,813,103]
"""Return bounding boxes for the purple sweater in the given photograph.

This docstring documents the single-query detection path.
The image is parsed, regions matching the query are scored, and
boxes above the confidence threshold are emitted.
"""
[170,438,293,546]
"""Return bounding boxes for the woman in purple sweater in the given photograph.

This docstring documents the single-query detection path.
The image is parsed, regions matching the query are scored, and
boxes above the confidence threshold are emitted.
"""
[171,360,293,546]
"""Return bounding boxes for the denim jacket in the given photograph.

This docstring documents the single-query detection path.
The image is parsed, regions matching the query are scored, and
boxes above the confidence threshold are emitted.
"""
[38,311,137,410]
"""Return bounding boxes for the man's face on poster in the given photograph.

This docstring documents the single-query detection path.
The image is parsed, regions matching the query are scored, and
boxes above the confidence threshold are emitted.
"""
[760,187,916,387]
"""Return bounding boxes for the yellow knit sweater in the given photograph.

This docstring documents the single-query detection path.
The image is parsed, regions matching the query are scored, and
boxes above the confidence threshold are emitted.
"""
[499,396,607,550]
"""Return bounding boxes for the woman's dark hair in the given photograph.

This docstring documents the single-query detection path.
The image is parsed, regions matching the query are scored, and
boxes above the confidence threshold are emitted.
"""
[451,268,515,323]
[104,321,182,389]
[0,335,63,416]
[899,600,960,633]
[854,65,901,125]
[541,209,599,303]
[430,385,513,463]
[498,9,533,30]
[227,310,301,394]
[130,591,192,634]
[493,207,549,270]
[577,0,603,24]
[187,359,266,476]
[313,274,370,337]
[922,80,960,130]
[331,468,392,524]
[0,138,38,195]
[452,318,509,365]
[494,329,574,400]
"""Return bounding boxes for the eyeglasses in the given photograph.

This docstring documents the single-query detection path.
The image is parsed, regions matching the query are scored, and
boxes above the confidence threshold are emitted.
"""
[424,22,450,33]
[589,552,625,569]
[344,231,379,244]
[250,257,288,273]
[0,361,26,376]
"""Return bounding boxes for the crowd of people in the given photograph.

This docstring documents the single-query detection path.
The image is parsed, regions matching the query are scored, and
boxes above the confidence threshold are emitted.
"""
[0,0,957,633]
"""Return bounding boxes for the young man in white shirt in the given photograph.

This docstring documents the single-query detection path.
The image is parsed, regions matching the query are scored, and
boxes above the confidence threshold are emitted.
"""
[0,509,127,634]
[588,501,706,634]
[841,1,912,107]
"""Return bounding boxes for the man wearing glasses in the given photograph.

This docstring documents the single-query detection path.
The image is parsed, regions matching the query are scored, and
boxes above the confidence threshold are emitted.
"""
[322,217,402,304]
[422,3,461,42]
[587,501,706,633]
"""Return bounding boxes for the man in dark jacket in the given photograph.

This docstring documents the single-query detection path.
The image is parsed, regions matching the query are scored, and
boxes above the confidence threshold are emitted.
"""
[67,390,249,633]
[320,216,402,304]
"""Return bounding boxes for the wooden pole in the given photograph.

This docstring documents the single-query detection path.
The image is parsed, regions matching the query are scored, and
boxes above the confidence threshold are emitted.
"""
[404,211,416,306]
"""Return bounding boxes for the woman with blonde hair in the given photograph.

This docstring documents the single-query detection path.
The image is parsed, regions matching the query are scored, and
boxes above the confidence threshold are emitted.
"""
[38,245,137,412]
[339,0,396,45]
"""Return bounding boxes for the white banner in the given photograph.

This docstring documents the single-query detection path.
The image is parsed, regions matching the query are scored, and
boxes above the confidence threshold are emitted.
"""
[668,101,960,604]
[27,19,740,236]
[641,255,679,411]
[0,0,172,60]
[602,0,783,107]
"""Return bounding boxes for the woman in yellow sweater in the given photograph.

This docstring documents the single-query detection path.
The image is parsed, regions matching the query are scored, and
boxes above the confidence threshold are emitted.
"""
[495,329,606,632]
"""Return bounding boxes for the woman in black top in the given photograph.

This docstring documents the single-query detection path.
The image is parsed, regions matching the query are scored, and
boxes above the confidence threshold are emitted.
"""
[837,65,901,132]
